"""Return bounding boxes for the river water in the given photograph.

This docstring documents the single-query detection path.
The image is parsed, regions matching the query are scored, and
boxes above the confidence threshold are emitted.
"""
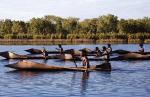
[0,44,150,97]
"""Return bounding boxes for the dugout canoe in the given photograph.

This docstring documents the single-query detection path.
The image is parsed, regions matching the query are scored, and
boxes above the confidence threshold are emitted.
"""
[5,60,110,71]
[25,48,43,54]
[25,48,96,56]
[0,51,106,61]
[0,51,73,60]
[112,49,150,55]
[110,52,150,61]
[0,51,150,61]
[25,48,81,55]
[0,51,98,60]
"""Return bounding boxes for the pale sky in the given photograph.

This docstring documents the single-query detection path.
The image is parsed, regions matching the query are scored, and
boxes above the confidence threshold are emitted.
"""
[0,0,149,21]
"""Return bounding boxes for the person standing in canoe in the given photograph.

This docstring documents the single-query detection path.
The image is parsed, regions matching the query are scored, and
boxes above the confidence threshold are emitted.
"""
[95,46,111,71]
[95,47,102,57]
[138,43,144,54]
[70,49,78,67]
[107,44,112,53]
[81,50,90,70]
[95,60,111,71]
[42,47,48,59]
[102,46,110,61]
[56,44,64,55]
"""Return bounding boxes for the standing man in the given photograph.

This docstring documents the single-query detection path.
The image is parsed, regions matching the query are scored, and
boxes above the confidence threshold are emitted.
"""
[138,43,144,54]
[56,44,64,55]
[95,46,111,71]
[102,46,110,61]
[107,44,112,53]
[81,50,90,70]
[95,47,102,57]
[42,47,48,59]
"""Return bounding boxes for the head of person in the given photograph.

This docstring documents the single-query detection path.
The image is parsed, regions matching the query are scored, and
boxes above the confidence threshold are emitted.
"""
[95,47,99,51]
[108,44,111,47]
[104,59,109,63]
[81,50,87,57]
[58,44,62,48]
[41,47,46,53]
[42,47,46,51]
[139,43,143,47]
[102,46,106,51]
[70,49,74,55]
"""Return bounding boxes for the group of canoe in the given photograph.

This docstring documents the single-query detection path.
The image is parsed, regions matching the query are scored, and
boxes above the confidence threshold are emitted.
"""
[0,44,150,60]
[2,44,150,71]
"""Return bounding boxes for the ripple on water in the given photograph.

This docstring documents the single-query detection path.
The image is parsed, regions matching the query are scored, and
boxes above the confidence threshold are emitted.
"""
[0,44,150,97]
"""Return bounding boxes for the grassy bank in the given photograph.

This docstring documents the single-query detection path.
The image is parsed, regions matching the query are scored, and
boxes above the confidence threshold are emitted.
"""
[0,38,149,45]
[0,33,149,44]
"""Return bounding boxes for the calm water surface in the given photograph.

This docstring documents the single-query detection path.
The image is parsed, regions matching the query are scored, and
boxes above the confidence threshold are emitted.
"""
[0,44,150,97]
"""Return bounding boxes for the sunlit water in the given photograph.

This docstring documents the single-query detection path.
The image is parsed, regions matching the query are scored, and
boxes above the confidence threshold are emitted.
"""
[0,44,150,97]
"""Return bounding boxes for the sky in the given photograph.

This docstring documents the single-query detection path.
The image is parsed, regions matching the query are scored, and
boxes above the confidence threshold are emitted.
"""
[0,0,149,21]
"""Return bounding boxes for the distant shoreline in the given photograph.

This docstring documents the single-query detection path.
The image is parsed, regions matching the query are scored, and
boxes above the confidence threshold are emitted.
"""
[0,39,149,45]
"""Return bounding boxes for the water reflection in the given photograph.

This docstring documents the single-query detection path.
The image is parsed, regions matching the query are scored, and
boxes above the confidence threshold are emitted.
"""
[6,70,41,79]
[95,60,112,71]
[81,71,89,80]
[41,59,48,64]
[0,59,19,66]
[80,71,89,96]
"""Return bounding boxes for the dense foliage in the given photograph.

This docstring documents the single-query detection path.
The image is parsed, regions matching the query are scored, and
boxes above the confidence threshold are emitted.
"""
[0,14,150,39]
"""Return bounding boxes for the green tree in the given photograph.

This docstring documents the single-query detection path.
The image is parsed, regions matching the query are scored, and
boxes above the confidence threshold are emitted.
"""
[79,19,89,34]
[0,19,12,34]
[63,17,79,34]
[28,18,55,34]
[97,14,118,33]
[12,21,27,33]
[89,18,97,34]
[141,17,150,32]
[117,19,128,33]
[56,20,63,33]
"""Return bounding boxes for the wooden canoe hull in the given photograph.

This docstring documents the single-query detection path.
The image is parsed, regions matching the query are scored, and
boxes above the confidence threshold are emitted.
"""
[1,51,150,61]
[111,52,150,60]
[5,60,108,71]
[112,49,150,55]
[0,51,73,60]
[25,48,96,56]
[25,48,81,55]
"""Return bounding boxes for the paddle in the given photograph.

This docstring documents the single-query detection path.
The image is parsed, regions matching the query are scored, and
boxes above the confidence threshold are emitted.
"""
[73,58,77,68]
[70,49,77,68]
[81,49,90,71]
[42,47,48,60]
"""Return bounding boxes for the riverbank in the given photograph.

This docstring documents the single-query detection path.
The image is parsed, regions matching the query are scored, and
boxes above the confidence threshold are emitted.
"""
[0,39,149,45]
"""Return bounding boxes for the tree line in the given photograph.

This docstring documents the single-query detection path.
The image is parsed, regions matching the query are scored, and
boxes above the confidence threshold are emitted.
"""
[0,14,150,39]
